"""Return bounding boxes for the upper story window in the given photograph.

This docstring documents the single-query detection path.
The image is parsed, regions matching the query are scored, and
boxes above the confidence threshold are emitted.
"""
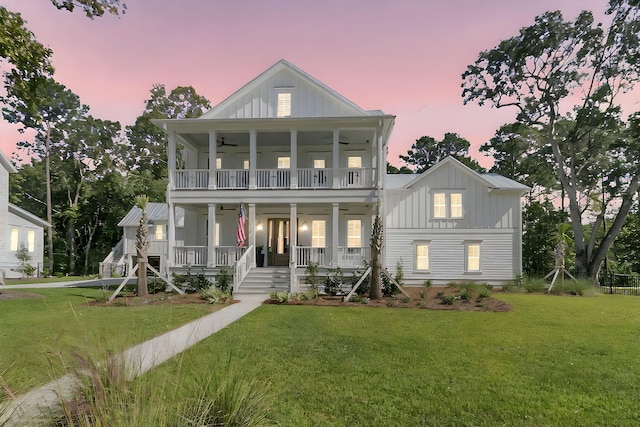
[243,159,250,170]
[154,225,164,240]
[277,92,291,117]
[313,159,325,169]
[277,157,290,169]
[432,191,464,219]
[215,158,222,169]
[10,227,19,251]
[347,156,362,168]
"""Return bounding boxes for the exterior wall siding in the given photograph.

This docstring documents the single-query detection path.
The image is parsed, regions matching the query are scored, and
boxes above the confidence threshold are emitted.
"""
[385,229,517,286]
[0,166,9,269]
[1,212,46,279]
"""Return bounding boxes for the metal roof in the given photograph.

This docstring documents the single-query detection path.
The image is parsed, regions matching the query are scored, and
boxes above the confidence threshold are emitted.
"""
[480,173,530,191]
[117,203,185,227]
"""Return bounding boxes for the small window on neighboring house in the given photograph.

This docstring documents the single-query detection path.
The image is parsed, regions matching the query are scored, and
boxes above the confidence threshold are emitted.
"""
[466,243,481,272]
[416,244,429,271]
[277,157,290,169]
[10,228,19,251]
[215,222,220,247]
[311,220,326,248]
[277,92,291,117]
[155,225,164,240]
[432,191,464,219]
[216,158,222,169]
[347,219,361,248]
[27,230,36,253]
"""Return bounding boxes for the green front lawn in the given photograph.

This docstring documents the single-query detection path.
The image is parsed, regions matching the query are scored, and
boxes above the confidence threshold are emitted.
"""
[0,288,221,396]
[148,293,640,426]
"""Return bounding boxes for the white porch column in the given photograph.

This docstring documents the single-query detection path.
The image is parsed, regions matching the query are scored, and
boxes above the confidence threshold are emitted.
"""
[290,129,298,189]
[249,130,257,189]
[168,130,177,188]
[332,202,339,267]
[290,203,297,292]
[332,128,340,189]
[208,130,217,190]
[207,203,216,266]
[167,202,175,269]
[249,203,256,267]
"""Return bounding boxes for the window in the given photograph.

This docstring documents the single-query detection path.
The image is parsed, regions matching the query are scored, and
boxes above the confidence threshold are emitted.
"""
[215,222,220,246]
[466,243,481,272]
[347,156,362,168]
[215,157,222,169]
[313,159,325,169]
[10,228,19,251]
[416,244,429,271]
[155,225,164,240]
[432,191,463,219]
[243,159,250,170]
[277,156,290,169]
[347,220,361,248]
[277,92,291,117]
[311,220,326,247]
[27,230,36,253]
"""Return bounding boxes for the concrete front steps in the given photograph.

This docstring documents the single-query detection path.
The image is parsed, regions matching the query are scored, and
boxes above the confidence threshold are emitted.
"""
[235,267,290,295]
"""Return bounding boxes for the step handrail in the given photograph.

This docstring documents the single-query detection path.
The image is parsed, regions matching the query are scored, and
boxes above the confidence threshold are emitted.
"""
[233,244,254,293]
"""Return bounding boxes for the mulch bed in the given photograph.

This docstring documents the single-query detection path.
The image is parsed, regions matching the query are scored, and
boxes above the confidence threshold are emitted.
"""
[265,286,513,312]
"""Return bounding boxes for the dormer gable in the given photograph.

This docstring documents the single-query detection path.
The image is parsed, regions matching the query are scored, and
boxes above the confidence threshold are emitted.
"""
[200,59,374,119]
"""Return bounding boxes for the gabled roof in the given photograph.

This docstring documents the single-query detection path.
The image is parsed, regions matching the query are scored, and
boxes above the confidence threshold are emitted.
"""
[118,203,185,227]
[199,59,375,119]
[386,156,529,192]
[8,203,50,227]
[0,149,17,173]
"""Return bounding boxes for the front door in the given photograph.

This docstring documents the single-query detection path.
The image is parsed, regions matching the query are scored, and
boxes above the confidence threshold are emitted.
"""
[268,218,289,266]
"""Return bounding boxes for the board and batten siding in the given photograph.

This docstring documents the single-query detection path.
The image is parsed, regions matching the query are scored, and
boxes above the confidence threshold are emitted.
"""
[385,166,520,230]
[0,165,9,262]
[385,229,517,286]
[215,70,359,119]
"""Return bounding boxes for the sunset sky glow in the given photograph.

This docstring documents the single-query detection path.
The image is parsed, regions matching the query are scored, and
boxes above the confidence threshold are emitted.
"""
[0,0,617,168]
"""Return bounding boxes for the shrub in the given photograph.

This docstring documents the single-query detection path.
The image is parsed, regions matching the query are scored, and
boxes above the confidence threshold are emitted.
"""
[172,271,213,293]
[420,280,432,299]
[304,262,321,291]
[215,269,232,293]
[436,291,445,299]
[524,279,547,293]
[201,286,231,304]
[324,267,343,296]
[274,292,289,303]
[350,268,370,296]
[458,288,472,302]
[441,294,456,305]
[348,294,368,304]
[478,288,490,299]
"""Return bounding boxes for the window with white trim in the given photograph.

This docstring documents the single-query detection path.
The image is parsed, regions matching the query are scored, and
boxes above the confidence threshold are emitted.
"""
[276,92,291,117]
[415,244,429,271]
[432,191,464,219]
[313,159,325,169]
[277,157,290,169]
[311,220,326,248]
[10,228,19,251]
[347,219,361,248]
[216,157,222,169]
[466,243,481,272]
[215,222,220,247]
[243,159,249,170]
[155,225,164,240]
[347,156,362,168]
[27,230,36,253]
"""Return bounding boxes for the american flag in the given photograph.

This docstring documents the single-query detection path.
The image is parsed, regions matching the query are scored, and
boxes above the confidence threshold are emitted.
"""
[236,203,246,247]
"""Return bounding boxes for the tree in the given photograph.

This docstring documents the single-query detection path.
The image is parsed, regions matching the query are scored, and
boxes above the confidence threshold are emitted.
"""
[386,163,414,174]
[522,199,569,277]
[135,195,149,298]
[49,0,126,18]
[399,133,484,173]
[368,212,383,300]
[125,84,211,183]
[462,2,640,278]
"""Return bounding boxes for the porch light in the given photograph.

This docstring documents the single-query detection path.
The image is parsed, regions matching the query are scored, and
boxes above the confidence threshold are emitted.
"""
[300,221,308,231]
[256,221,263,231]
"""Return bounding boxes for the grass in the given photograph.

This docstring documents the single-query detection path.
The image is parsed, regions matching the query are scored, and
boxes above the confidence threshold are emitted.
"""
[3,275,97,284]
[0,287,222,397]
[144,292,640,426]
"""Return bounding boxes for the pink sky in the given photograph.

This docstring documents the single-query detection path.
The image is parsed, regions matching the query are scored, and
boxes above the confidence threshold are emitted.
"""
[0,0,615,168]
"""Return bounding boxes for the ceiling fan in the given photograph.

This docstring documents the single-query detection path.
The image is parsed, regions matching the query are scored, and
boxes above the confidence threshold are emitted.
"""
[217,137,237,147]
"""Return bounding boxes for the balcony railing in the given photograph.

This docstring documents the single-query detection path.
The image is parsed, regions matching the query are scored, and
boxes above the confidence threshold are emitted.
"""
[215,246,245,266]
[336,246,370,268]
[296,247,329,266]
[173,168,375,190]
[297,168,330,189]
[125,240,167,255]
[174,170,209,189]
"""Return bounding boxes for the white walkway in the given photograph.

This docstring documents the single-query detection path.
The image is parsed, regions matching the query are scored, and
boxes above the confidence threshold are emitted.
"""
[0,293,266,427]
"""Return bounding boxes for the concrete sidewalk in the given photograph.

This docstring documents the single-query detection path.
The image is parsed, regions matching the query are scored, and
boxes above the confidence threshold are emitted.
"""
[0,293,267,426]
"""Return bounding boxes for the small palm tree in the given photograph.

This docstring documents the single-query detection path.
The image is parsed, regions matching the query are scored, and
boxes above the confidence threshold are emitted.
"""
[369,211,383,300]
[135,195,149,298]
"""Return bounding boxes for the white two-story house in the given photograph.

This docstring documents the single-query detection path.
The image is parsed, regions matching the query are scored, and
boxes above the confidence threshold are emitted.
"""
[144,59,526,291]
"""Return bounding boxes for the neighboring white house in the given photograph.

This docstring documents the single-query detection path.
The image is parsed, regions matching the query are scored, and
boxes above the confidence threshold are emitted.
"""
[107,59,527,290]
[0,150,49,279]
